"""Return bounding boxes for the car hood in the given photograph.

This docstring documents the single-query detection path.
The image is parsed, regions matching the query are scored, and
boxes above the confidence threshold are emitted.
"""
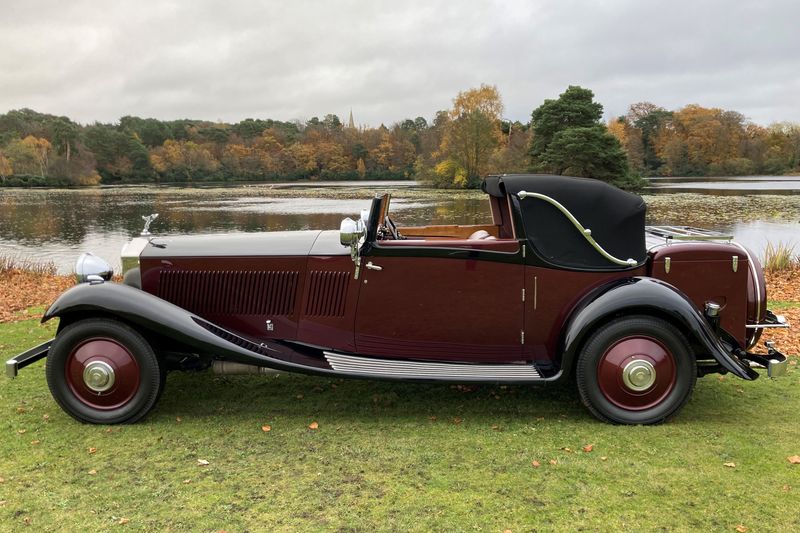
[140,230,348,259]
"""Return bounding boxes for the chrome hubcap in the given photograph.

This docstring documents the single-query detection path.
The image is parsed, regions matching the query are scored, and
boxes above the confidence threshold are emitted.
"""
[622,359,656,392]
[83,361,115,392]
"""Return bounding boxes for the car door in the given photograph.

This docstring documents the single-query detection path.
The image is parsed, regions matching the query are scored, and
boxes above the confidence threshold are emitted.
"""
[354,243,524,362]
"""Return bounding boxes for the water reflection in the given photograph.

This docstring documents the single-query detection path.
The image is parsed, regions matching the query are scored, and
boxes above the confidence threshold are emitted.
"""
[0,187,492,272]
[647,175,800,195]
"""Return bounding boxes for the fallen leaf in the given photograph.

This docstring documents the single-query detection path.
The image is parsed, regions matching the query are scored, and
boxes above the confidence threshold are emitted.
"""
[30,440,40,446]
[296,394,304,400]
[42,414,49,421]
[88,469,97,476]
[724,462,736,468]
[717,375,725,381]
[0,477,4,483]
[428,416,437,421]
[16,407,26,414]
[782,484,791,492]
[118,517,129,525]
[23,517,31,525]
[561,447,572,453]
[197,459,210,466]
[491,424,500,430]
[88,447,97,454]
[504,530,512,533]
[453,417,463,424]
[582,444,594,453]
[0,500,6,506]
[549,459,558,465]
[17,429,26,434]
[531,460,541,468]
[182,479,191,484]
[261,425,272,432]
[105,428,112,433]
[787,455,800,464]
[601,456,608,461]
[308,422,319,430]
[735,526,747,532]
[176,417,182,423]
[536,417,545,421]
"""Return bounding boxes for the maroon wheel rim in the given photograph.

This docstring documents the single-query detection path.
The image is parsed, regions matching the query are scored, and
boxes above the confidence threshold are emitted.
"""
[65,337,141,410]
[597,336,677,411]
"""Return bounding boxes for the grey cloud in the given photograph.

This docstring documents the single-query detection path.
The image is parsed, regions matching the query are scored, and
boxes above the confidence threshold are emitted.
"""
[0,0,797,127]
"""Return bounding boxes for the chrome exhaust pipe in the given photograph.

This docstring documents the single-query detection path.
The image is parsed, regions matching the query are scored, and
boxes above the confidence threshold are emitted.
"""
[212,361,282,375]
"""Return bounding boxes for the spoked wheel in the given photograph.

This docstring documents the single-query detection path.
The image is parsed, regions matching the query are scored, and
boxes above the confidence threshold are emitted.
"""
[46,319,164,424]
[576,316,696,425]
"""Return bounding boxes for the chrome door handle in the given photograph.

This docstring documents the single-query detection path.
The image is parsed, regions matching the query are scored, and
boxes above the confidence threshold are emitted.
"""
[365,261,383,271]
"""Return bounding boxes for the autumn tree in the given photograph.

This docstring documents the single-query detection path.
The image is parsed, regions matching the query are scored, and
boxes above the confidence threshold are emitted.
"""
[438,84,504,187]
[626,102,671,172]
[654,105,750,175]
[0,152,12,181]
[28,136,52,177]
[150,140,219,181]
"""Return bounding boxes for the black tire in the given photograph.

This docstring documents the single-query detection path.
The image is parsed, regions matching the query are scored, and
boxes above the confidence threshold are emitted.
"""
[46,318,164,424]
[576,315,696,425]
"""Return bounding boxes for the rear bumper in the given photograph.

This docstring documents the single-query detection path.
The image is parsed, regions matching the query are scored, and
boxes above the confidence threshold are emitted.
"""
[5,340,52,378]
[741,341,788,378]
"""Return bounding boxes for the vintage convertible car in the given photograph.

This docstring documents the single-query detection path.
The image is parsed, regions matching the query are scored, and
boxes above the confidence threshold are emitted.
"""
[6,174,790,425]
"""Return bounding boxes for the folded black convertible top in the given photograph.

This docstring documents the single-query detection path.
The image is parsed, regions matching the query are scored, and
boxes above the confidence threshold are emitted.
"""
[482,174,646,270]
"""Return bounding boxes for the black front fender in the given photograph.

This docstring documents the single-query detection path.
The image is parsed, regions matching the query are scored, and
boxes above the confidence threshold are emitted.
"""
[41,282,332,375]
[561,277,757,380]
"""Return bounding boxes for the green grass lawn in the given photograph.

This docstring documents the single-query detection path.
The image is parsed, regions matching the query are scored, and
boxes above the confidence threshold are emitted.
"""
[1,318,799,532]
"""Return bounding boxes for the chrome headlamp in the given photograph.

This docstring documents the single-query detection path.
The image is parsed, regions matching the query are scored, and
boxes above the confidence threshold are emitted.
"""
[75,252,113,284]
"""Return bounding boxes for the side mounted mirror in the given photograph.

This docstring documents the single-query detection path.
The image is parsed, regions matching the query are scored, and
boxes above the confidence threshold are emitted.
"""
[340,217,366,279]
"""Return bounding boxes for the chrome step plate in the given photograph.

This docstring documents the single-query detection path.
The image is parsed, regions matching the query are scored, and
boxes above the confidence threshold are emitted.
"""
[324,352,541,380]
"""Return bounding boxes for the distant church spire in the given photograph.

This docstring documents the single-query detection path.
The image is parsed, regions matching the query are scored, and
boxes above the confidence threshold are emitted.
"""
[347,109,355,129]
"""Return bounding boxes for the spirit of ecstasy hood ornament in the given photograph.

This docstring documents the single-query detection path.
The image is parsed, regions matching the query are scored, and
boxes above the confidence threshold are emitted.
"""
[140,213,159,236]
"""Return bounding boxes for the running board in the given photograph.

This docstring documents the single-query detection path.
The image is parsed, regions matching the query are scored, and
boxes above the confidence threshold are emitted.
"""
[323,352,541,381]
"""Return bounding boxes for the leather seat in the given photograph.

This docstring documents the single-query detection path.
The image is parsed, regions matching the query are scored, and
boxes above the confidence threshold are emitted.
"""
[468,230,496,240]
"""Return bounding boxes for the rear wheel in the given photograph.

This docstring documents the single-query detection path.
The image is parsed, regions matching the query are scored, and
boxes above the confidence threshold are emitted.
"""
[576,316,696,425]
[46,319,164,424]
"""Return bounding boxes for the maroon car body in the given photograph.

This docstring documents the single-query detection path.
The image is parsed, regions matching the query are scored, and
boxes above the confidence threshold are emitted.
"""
[6,174,790,425]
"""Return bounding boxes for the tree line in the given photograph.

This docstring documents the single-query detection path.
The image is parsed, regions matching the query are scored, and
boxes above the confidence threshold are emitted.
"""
[1,85,798,189]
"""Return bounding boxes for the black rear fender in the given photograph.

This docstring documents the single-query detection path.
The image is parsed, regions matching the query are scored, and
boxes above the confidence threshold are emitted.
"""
[560,277,757,380]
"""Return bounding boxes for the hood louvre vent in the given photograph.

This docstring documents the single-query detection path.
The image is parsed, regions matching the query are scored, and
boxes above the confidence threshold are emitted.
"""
[159,270,299,316]
[305,271,349,317]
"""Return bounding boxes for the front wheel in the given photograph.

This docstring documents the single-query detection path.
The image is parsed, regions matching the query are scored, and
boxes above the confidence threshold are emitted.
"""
[576,316,696,425]
[46,319,164,424]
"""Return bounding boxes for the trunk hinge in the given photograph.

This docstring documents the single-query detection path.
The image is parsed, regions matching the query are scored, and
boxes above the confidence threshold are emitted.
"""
[520,330,525,345]
[521,288,526,302]
[522,243,526,258]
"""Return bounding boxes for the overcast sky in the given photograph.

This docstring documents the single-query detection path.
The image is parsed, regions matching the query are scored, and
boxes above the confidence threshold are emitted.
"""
[1,1,797,127]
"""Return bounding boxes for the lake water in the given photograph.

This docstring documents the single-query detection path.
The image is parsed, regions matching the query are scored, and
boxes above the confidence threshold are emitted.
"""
[1,177,798,274]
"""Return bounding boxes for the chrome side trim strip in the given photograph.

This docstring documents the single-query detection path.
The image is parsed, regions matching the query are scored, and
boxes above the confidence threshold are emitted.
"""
[517,191,638,267]
[324,352,541,379]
